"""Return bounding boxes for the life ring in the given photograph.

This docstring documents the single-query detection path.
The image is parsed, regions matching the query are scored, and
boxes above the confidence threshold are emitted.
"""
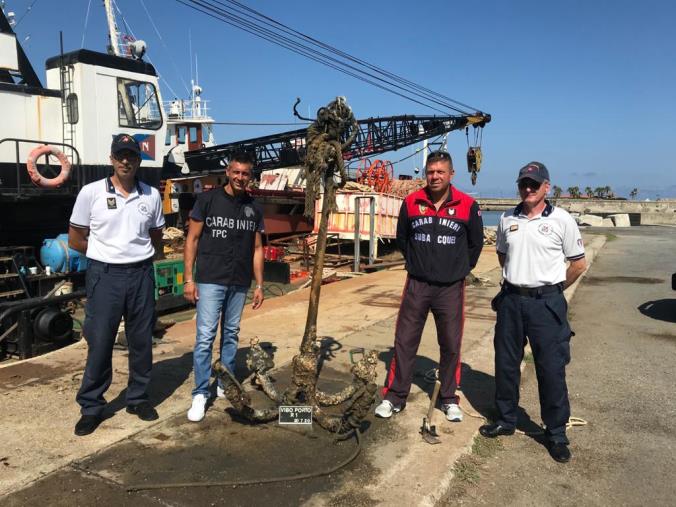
[26,145,71,188]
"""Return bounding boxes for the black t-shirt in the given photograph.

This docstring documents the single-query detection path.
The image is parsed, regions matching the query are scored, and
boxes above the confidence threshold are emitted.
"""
[189,188,265,286]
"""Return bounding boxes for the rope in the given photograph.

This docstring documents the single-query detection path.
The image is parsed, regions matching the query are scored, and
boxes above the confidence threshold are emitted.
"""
[126,429,362,492]
[175,0,474,115]
[212,121,311,126]
[80,0,93,48]
[220,0,480,113]
[140,0,191,96]
[13,0,40,28]
[420,368,589,434]
[302,97,357,217]
[162,227,184,240]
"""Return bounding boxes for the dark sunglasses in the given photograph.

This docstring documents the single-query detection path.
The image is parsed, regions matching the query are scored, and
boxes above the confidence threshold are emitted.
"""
[518,179,541,190]
[113,150,141,161]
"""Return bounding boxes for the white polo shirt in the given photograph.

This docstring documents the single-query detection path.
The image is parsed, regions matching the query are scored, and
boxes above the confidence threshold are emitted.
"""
[70,177,165,263]
[496,202,584,288]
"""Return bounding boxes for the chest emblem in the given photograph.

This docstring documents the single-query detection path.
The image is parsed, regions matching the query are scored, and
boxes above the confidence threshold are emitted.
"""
[447,208,456,217]
[418,203,429,215]
[107,197,117,210]
[244,205,255,218]
[509,224,519,232]
[538,223,552,235]
[137,202,151,217]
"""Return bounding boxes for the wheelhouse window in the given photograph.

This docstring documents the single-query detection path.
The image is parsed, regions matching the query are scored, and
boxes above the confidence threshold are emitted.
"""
[177,126,187,144]
[117,78,162,130]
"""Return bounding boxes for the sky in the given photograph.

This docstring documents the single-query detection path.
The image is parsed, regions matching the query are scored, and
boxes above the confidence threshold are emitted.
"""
[8,0,676,198]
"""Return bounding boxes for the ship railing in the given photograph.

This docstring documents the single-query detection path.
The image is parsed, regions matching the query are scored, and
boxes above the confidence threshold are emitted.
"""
[0,138,82,197]
[163,99,212,121]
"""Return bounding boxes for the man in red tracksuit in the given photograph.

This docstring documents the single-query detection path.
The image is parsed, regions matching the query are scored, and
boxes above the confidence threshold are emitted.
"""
[375,150,484,421]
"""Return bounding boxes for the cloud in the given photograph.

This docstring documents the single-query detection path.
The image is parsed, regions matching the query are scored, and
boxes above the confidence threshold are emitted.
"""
[569,171,598,178]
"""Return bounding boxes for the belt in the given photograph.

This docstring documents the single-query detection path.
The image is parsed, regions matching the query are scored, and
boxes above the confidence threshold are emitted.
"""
[503,281,563,297]
[89,258,153,270]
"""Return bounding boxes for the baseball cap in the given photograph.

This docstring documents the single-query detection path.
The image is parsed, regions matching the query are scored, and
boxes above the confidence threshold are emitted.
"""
[516,161,549,183]
[111,134,141,155]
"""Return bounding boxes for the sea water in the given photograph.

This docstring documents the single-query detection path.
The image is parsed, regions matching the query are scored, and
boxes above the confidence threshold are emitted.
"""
[481,210,503,227]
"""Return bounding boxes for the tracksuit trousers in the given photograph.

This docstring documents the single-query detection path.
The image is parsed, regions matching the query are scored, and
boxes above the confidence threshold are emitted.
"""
[383,276,465,407]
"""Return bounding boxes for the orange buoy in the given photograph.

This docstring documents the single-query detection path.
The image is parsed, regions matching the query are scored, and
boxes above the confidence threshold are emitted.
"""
[26,145,71,188]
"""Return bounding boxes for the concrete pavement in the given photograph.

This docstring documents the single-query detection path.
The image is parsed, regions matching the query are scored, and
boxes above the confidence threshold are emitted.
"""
[0,233,606,505]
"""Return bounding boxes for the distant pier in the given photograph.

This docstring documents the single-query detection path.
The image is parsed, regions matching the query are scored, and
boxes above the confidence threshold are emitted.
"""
[477,198,676,225]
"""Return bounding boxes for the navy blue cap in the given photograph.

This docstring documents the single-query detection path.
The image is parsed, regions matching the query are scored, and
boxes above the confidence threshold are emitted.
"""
[111,133,141,155]
[516,161,549,183]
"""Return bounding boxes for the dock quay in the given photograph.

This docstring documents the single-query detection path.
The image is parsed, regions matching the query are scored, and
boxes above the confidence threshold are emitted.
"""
[478,198,676,225]
[1,232,608,506]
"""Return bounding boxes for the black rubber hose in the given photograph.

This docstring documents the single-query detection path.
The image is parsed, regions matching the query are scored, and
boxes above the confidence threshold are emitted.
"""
[126,429,362,492]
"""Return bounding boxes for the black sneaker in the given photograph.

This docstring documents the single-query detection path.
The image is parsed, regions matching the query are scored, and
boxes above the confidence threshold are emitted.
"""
[126,402,159,421]
[549,442,571,463]
[74,415,102,436]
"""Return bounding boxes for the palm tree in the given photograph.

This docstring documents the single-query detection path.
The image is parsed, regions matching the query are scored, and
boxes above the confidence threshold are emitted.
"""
[552,185,562,199]
[567,186,581,199]
[585,186,594,198]
[604,186,613,199]
[629,188,638,199]
[594,187,605,198]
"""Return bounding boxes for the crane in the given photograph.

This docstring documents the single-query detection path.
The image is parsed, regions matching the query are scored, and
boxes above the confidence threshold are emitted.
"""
[183,111,490,178]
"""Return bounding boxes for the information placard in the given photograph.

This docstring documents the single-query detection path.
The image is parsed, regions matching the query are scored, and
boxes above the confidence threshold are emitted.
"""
[278,405,313,425]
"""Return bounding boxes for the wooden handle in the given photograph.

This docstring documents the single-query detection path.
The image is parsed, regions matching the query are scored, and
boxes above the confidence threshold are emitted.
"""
[427,380,442,421]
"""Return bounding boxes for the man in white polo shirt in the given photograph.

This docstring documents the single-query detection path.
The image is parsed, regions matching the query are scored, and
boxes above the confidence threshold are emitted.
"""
[68,134,164,436]
[480,162,586,463]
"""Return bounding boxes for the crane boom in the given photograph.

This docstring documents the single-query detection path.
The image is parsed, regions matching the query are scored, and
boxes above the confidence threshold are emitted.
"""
[183,112,491,177]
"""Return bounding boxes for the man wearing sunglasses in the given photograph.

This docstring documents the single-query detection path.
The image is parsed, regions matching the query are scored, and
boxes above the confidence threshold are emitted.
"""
[375,150,484,422]
[68,134,164,436]
[480,162,586,463]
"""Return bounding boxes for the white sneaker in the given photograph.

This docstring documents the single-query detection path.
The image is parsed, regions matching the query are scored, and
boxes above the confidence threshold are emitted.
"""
[187,394,208,422]
[374,400,403,418]
[443,403,463,422]
[216,385,225,399]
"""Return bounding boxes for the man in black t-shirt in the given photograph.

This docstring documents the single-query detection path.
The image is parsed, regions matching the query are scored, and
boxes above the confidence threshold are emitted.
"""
[183,152,265,422]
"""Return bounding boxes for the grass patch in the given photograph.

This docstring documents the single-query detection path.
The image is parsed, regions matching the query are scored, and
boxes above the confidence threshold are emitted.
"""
[471,434,504,458]
[604,232,618,242]
[523,352,534,364]
[452,455,481,485]
[443,434,505,503]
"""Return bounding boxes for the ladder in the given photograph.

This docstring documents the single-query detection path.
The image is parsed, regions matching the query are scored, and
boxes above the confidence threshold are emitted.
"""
[60,64,76,163]
[0,247,31,302]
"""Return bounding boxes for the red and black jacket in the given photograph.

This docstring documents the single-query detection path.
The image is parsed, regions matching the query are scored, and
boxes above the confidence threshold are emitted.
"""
[396,186,484,284]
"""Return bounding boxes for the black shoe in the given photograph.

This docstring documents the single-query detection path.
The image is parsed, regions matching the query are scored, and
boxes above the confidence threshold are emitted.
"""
[549,442,571,463]
[126,402,159,421]
[479,423,515,438]
[74,415,102,436]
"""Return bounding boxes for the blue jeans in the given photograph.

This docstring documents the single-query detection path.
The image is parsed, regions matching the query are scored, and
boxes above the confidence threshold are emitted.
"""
[192,283,248,397]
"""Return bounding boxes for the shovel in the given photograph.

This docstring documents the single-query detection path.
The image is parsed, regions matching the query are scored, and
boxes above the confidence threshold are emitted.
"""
[421,379,442,444]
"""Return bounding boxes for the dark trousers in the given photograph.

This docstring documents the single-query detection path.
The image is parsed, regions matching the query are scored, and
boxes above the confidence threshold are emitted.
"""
[77,259,155,416]
[493,288,572,444]
[383,276,465,406]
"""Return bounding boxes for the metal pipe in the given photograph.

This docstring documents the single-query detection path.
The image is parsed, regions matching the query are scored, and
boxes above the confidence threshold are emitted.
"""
[0,290,85,326]
[353,196,376,272]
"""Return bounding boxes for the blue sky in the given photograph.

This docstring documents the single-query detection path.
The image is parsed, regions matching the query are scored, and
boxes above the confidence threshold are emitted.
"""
[10,0,676,198]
